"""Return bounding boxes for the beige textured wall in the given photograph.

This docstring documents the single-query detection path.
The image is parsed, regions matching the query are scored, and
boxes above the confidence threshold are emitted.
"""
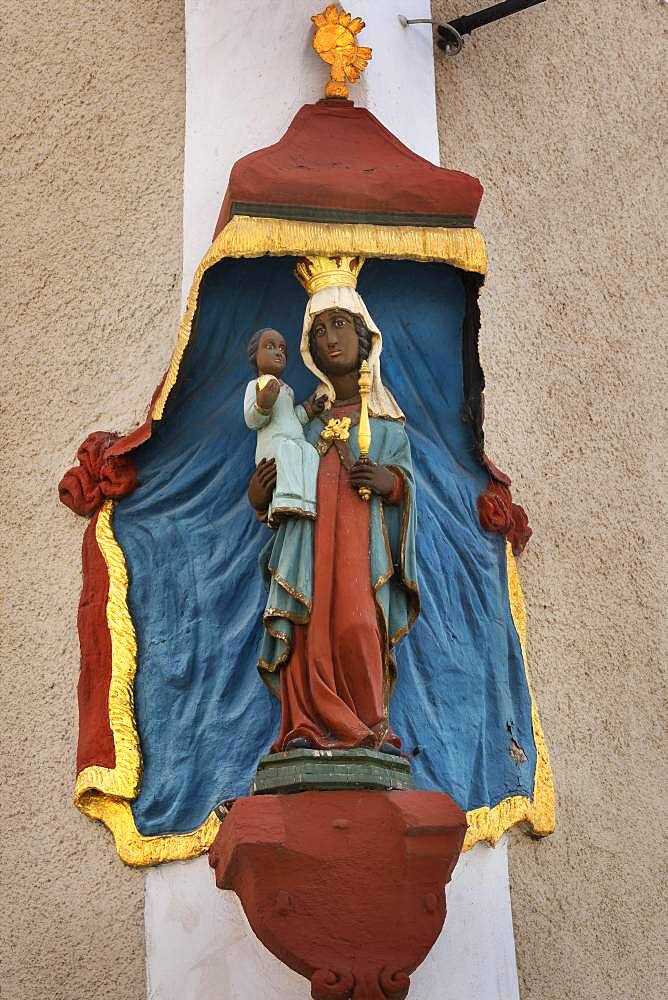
[432,1,665,997]
[1,4,184,998]
[3,2,664,998]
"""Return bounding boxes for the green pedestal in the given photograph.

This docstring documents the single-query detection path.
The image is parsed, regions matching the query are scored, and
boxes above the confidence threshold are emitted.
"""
[253,747,414,795]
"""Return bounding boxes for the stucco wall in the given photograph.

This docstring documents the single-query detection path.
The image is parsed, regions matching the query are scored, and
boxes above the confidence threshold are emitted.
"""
[2,1,664,998]
[0,4,184,997]
[432,1,665,997]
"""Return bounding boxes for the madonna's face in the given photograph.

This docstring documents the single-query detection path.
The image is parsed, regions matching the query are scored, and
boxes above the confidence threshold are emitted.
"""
[310,309,359,377]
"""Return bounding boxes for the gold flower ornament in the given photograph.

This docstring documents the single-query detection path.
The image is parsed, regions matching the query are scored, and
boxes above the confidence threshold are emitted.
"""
[321,417,352,442]
[311,5,372,99]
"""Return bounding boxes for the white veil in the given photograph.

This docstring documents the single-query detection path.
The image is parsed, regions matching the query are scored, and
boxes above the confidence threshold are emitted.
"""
[300,285,404,421]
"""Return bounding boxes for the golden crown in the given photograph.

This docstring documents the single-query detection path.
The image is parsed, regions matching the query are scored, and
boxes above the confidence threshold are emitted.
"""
[294,255,365,296]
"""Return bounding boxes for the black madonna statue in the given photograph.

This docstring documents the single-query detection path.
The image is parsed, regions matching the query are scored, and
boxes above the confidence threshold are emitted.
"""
[246,255,419,758]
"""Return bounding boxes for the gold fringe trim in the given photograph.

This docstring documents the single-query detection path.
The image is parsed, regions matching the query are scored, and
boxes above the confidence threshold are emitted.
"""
[462,544,556,850]
[73,500,220,866]
[151,215,487,421]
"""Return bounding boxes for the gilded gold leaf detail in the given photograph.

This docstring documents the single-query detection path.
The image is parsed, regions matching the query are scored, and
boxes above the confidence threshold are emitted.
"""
[311,4,372,98]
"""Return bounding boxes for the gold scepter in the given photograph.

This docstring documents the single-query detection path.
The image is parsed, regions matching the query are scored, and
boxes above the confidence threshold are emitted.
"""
[357,360,372,501]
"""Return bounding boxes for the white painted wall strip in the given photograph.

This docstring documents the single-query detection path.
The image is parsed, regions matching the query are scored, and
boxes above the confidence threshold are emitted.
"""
[148,2,520,997]
[181,0,439,300]
[146,842,518,1000]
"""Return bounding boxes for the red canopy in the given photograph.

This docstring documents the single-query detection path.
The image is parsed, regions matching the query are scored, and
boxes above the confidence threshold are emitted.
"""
[215,99,483,238]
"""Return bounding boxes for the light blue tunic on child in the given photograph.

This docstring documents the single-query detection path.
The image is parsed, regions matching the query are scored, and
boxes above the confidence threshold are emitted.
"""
[243,379,319,524]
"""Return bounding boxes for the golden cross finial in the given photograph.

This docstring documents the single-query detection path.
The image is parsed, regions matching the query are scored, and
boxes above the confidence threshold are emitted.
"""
[311,5,372,99]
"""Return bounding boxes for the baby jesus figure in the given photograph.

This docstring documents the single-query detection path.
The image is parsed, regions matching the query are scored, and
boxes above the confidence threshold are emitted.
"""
[244,328,324,526]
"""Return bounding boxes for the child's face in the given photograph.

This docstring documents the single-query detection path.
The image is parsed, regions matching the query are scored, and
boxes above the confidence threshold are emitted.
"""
[256,329,287,377]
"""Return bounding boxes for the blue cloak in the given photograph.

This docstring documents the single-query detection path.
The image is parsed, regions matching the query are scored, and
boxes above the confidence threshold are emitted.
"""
[110,256,550,847]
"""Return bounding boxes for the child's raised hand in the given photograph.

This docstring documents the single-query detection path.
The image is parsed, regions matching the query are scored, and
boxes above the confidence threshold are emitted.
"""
[256,378,280,412]
[303,391,328,420]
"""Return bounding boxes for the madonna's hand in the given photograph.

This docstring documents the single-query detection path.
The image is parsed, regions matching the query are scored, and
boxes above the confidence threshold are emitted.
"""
[349,458,396,498]
[248,457,277,511]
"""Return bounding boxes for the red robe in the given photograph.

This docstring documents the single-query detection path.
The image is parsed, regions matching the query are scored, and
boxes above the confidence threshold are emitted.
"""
[273,401,402,752]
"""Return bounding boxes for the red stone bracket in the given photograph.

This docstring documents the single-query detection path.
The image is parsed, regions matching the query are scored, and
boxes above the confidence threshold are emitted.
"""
[209,790,467,1000]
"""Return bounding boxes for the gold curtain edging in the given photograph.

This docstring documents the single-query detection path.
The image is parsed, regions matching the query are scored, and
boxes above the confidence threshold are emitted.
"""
[74,501,141,807]
[151,215,488,421]
[80,796,220,867]
[73,500,221,866]
[462,543,556,850]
